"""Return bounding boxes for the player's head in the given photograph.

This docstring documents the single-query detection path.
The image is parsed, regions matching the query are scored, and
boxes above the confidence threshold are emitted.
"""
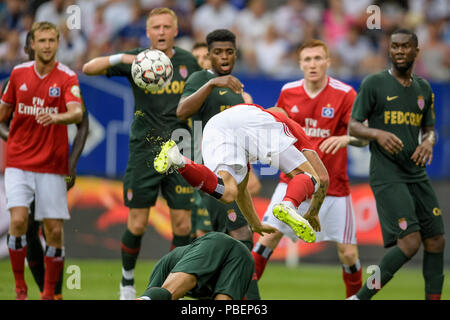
[24,31,34,61]
[30,21,60,64]
[298,39,330,83]
[389,29,419,73]
[146,7,178,55]
[192,42,211,70]
[206,29,237,76]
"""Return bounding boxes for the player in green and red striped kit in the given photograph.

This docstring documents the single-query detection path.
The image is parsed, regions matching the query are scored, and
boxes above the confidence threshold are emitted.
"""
[349,29,445,300]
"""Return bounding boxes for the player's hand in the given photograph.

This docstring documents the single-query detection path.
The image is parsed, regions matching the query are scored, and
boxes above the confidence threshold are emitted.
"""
[251,223,277,236]
[303,211,321,232]
[411,140,433,167]
[319,135,350,154]
[210,75,244,95]
[122,54,137,64]
[35,112,57,126]
[375,130,403,155]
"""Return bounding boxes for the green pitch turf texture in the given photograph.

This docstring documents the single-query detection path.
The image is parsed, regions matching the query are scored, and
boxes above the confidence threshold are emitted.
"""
[0,259,448,300]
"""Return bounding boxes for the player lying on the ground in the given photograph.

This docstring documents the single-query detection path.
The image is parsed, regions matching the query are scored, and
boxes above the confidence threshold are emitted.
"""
[138,232,255,300]
[154,103,329,242]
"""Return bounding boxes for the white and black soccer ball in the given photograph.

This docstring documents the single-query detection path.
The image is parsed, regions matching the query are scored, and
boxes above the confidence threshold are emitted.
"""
[131,49,173,91]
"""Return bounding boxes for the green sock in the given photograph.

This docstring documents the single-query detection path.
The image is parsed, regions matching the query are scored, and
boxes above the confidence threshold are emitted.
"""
[121,229,142,286]
[172,234,192,247]
[140,287,172,300]
[357,246,410,300]
[423,251,444,300]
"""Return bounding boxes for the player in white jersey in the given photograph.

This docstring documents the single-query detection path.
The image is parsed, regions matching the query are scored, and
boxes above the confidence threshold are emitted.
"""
[252,40,368,298]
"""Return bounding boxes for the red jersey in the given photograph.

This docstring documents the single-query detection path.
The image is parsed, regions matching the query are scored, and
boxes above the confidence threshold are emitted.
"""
[277,77,356,196]
[1,61,82,175]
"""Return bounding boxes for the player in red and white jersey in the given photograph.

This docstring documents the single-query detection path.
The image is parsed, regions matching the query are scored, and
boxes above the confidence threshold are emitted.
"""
[0,22,83,300]
[252,40,368,298]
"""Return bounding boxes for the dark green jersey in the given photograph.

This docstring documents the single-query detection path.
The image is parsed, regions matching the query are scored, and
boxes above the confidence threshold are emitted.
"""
[181,70,245,162]
[351,70,435,185]
[106,47,201,152]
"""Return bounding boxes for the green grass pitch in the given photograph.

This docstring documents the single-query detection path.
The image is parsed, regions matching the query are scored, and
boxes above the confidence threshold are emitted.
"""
[0,259,448,300]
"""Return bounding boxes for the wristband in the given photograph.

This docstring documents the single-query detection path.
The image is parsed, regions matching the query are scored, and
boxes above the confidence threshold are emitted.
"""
[109,53,124,66]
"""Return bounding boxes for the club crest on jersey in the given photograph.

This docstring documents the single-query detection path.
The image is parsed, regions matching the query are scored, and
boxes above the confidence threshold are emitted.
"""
[49,86,60,97]
[417,96,425,110]
[179,65,188,79]
[321,105,334,118]
[398,218,407,231]
[227,209,237,222]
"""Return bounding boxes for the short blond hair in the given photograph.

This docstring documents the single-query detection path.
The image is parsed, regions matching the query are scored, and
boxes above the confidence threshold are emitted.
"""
[146,7,178,29]
[31,21,60,40]
[298,39,329,59]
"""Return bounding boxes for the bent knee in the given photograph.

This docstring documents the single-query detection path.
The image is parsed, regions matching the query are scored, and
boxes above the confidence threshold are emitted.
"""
[424,234,445,253]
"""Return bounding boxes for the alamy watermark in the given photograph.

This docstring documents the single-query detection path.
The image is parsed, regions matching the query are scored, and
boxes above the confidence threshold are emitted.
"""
[66,264,81,290]
[366,265,381,290]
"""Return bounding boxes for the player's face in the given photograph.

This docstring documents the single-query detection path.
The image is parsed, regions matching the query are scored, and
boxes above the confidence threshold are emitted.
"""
[299,46,330,83]
[389,34,418,72]
[208,42,236,76]
[193,46,211,70]
[147,14,178,54]
[31,29,59,64]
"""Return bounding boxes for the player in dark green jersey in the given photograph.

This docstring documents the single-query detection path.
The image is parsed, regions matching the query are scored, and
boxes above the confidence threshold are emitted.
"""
[177,30,261,299]
[82,8,202,300]
[1,32,89,300]
[348,29,445,300]
[138,232,254,300]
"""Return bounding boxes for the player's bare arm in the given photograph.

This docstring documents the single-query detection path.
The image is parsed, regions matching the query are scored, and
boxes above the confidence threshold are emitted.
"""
[411,125,436,167]
[246,169,261,196]
[266,106,288,117]
[66,109,89,190]
[0,102,13,123]
[236,173,277,236]
[319,135,369,154]
[0,122,8,141]
[82,54,136,76]
[35,102,83,126]
[176,75,243,120]
[349,117,403,155]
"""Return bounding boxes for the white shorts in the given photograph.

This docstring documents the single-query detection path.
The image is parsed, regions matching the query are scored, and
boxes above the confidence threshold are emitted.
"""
[262,182,357,244]
[202,105,307,184]
[4,168,70,221]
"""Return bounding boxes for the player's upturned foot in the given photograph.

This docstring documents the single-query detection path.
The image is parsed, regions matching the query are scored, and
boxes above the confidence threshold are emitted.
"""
[273,202,316,243]
[154,140,184,174]
[15,286,27,300]
[120,284,136,300]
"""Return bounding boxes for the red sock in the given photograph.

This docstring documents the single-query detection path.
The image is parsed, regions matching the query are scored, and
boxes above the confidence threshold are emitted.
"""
[178,158,223,199]
[282,174,315,208]
[252,251,270,280]
[8,247,27,291]
[426,294,442,300]
[42,256,64,300]
[342,268,362,298]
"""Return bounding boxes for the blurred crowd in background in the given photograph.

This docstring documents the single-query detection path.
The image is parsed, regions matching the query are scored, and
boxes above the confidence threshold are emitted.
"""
[0,0,448,81]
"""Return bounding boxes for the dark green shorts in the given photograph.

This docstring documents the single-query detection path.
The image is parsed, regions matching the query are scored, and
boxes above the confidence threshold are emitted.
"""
[123,149,195,209]
[190,191,213,233]
[371,180,444,248]
[148,232,254,299]
[202,194,249,233]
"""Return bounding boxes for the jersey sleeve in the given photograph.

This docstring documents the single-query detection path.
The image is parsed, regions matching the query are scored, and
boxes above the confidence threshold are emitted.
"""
[63,75,83,105]
[422,80,436,127]
[340,87,357,127]
[181,71,207,98]
[351,75,376,122]
[275,90,289,113]
[1,74,15,105]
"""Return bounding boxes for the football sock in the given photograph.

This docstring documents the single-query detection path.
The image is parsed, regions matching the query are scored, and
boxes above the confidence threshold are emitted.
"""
[282,173,315,208]
[140,287,172,300]
[178,159,225,200]
[7,234,28,291]
[121,229,142,286]
[423,251,444,300]
[342,259,362,298]
[42,246,64,300]
[356,246,409,300]
[171,234,192,250]
[25,222,45,292]
[252,243,274,280]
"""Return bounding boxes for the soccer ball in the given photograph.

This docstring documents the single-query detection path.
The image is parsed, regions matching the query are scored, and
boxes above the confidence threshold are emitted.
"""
[131,49,173,91]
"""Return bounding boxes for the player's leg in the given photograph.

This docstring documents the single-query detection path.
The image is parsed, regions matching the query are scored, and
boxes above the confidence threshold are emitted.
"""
[337,243,362,298]
[41,218,65,300]
[169,208,192,250]
[412,181,445,300]
[352,183,421,300]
